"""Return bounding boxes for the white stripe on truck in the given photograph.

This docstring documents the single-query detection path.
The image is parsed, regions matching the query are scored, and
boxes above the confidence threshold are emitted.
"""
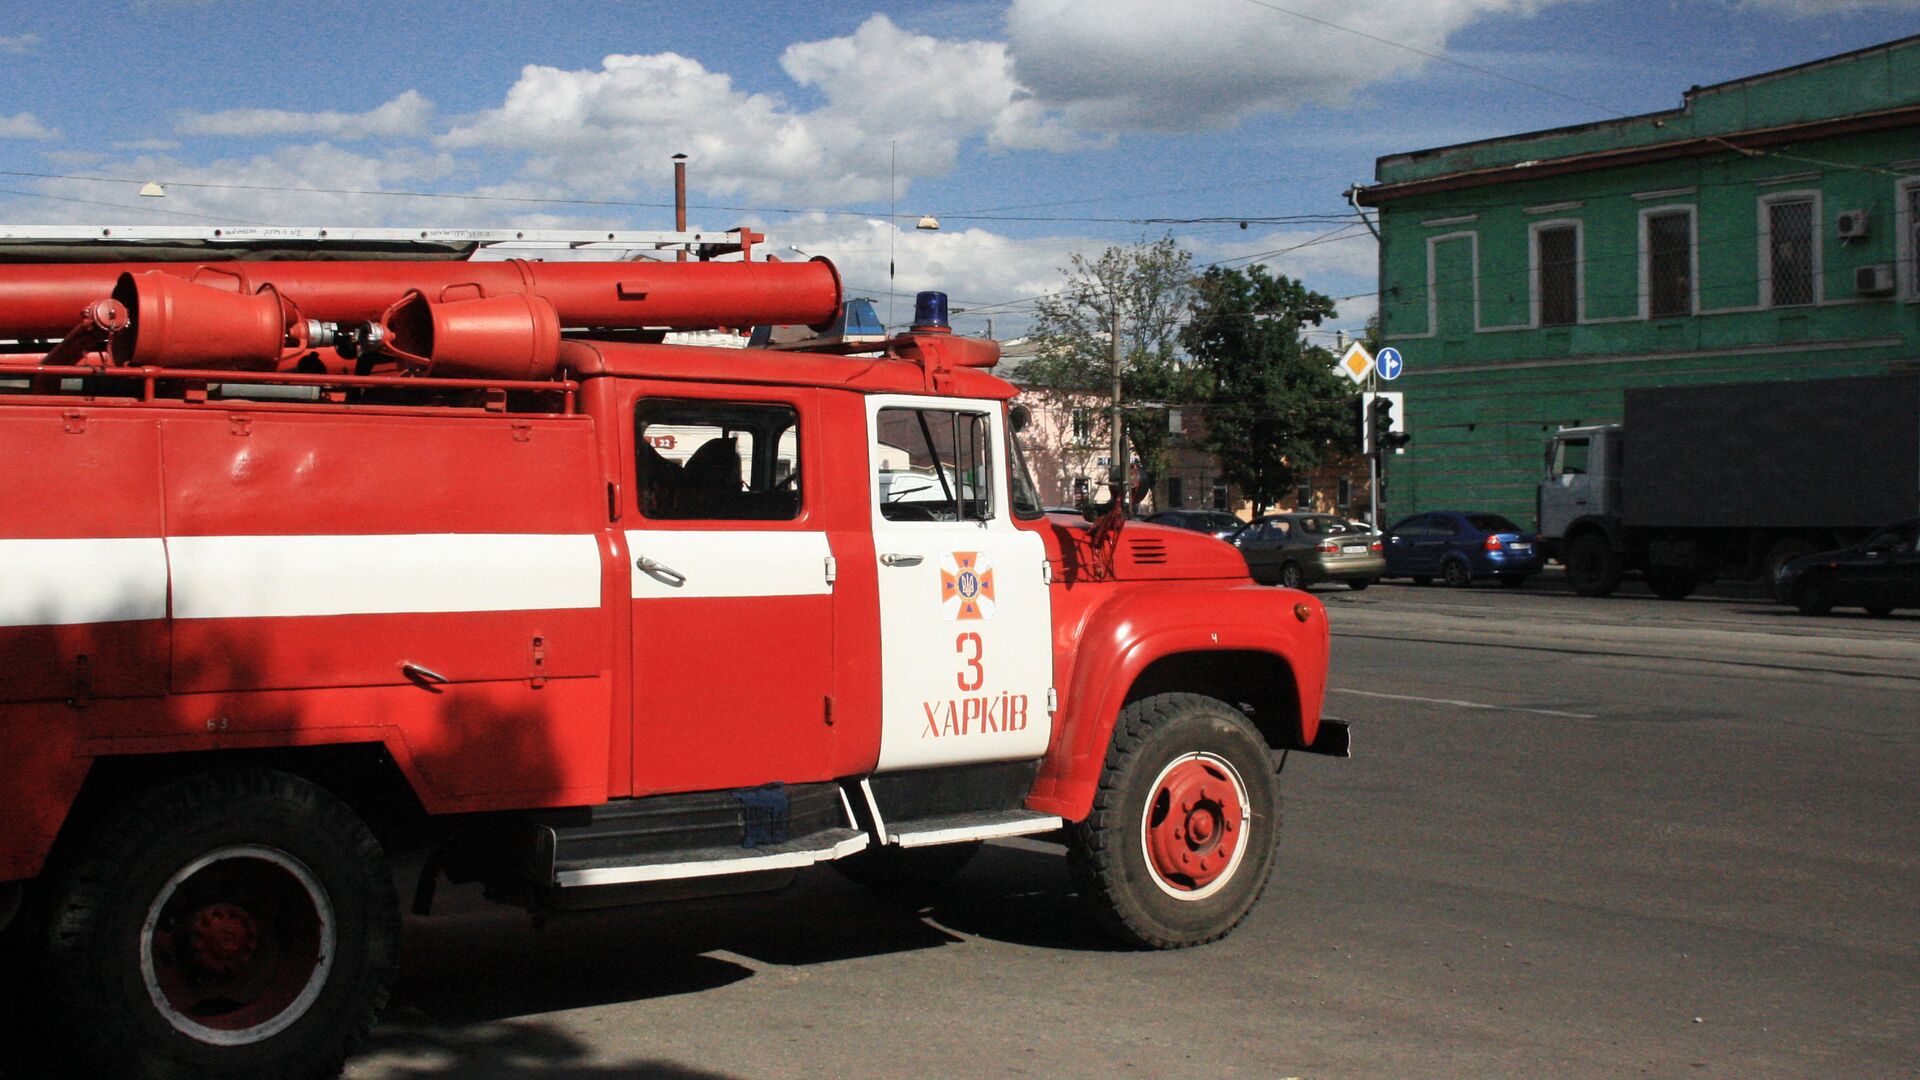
[0,537,170,627]
[168,533,604,619]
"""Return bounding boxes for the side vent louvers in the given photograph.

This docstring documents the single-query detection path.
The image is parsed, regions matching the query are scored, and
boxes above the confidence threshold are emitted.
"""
[1127,537,1169,565]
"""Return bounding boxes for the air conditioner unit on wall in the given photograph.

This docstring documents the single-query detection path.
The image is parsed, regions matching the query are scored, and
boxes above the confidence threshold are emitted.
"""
[1855,263,1895,296]
[1836,209,1870,239]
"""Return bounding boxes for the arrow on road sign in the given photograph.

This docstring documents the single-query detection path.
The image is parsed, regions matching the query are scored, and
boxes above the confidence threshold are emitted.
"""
[1376,347,1404,381]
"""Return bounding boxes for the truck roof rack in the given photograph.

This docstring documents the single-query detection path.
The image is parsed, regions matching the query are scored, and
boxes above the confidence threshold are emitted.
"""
[0,225,766,263]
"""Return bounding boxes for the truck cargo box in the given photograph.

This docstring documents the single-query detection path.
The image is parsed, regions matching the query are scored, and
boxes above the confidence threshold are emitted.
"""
[1620,374,1920,531]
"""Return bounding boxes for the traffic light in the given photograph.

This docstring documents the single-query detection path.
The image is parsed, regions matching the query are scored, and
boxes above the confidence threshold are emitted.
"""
[1365,392,1411,454]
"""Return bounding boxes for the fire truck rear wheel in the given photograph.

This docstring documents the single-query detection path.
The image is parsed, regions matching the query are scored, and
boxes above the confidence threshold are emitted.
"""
[1069,693,1280,949]
[41,769,398,1080]
[834,842,983,894]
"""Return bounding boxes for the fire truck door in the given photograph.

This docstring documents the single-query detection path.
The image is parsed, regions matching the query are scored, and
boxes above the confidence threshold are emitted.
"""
[868,397,1053,771]
[625,393,837,794]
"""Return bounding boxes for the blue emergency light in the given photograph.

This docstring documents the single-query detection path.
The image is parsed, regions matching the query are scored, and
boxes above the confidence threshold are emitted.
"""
[912,291,950,331]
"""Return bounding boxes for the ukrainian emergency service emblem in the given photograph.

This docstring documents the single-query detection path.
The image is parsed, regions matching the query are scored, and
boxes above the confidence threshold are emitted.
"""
[940,551,996,620]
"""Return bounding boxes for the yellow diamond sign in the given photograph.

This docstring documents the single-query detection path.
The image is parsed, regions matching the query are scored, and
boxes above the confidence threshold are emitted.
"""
[1335,342,1374,384]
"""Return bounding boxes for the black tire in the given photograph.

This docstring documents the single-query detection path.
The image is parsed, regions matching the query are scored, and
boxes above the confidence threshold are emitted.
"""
[1410,575,1433,587]
[1279,562,1305,590]
[1764,536,1820,583]
[1566,533,1624,598]
[1498,574,1529,589]
[1346,578,1374,591]
[1646,568,1698,601]
[1441,557,1472,588]
[39,769,398,1080]
[1864,604,1894,618]
[1068,693,1281,950]
[1792,578,1833,616]
[834,842,982,894]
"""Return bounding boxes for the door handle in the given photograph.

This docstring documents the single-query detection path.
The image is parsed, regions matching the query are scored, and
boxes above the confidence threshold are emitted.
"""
[636,555,688,586]
[880,553,923,567]
[399,660,448,687]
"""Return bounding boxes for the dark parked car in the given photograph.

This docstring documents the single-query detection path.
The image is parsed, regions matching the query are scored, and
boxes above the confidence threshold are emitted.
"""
[1382,511,1544,587]
[1775,518,1920,616]
[1228,513,1385,590]
[1144,509,1245,539]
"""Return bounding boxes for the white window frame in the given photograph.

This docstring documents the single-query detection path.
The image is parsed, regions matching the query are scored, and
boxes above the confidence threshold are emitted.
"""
[1898,176,1920,302]
[1756,189,1822,308]
[1638,204,1699,320]
[1529,218,1585,328]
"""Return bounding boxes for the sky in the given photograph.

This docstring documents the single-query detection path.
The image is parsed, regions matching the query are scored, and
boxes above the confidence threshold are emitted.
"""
[3,0,1919,341]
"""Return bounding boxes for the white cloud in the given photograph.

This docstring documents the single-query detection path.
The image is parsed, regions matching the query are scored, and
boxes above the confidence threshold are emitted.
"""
[0,112,58,140]
[1004,0,1550,131]
[441,16,1076,206]
[177,90,435,140]
[0,32,41,54]
[11,143,473,227]
[769,213,1085,332]
[113,138,181,151]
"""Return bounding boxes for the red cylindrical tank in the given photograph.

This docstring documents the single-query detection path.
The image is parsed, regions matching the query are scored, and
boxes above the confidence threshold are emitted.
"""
[110,272,299,370]
[379,290,562,380]
[0,257,842,338]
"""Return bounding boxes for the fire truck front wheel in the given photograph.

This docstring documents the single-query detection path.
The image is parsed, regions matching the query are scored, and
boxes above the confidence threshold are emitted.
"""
[1069,693,1281,949]
[41,768,399,1080]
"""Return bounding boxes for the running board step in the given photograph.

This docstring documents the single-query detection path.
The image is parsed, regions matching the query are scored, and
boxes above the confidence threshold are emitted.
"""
[555,827,869,888]
[887,810,1063,849]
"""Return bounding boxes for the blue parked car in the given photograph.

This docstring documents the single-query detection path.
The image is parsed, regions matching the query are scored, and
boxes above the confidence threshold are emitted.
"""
[1382,511,1545,587]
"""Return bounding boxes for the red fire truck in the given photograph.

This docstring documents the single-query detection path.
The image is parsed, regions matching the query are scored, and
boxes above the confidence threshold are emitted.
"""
[0,226,1344,1079]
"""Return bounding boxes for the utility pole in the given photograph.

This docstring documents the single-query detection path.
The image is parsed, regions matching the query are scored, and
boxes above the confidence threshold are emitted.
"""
[1367,365,1381,530]
[1109,301,1126,507]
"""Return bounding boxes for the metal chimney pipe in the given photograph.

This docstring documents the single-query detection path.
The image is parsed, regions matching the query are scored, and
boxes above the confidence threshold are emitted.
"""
[673,153,689,262]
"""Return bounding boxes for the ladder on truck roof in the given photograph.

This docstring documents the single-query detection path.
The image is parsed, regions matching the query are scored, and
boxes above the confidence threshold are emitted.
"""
[0,224,767,262]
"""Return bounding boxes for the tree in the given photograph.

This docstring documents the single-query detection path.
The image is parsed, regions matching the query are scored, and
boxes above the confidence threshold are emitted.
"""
[1182,265,1351,511]
[1020,237,1196,508]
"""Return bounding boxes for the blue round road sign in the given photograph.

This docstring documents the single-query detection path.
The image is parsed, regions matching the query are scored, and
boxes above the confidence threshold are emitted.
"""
[1376,347,1404,380]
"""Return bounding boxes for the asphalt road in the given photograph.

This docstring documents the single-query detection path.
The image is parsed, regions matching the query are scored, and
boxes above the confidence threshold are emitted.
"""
[7,580,1914,1079]
[332,581,1918,1079]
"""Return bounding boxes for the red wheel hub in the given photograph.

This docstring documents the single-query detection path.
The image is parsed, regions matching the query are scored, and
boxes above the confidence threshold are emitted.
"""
[1145,758,1244,891]
[187,903,260,975]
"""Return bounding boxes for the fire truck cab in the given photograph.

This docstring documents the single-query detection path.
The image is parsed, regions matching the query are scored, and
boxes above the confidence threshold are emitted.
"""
[0,227,1342,1080]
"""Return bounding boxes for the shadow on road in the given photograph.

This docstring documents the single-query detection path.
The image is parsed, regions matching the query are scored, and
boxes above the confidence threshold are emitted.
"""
[361,1019,742,1079]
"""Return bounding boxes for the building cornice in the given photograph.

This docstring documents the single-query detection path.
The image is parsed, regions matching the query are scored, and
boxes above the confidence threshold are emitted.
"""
[1355,104,1920,207]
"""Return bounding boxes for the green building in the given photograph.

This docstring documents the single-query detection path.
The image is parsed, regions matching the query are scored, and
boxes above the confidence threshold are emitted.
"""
[1354,35,1920,526]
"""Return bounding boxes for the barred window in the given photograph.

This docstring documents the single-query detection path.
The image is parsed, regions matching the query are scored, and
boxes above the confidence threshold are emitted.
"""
[1767,198,1815,307]
[1908,186,1920,299]
[1536,225,1578,326]
[1070,407,1094,444]
[1646,211,1693,318]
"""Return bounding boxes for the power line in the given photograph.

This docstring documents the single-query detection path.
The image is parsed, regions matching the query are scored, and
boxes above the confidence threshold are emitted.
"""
[0,168,1358,230]
[0,186,271,226]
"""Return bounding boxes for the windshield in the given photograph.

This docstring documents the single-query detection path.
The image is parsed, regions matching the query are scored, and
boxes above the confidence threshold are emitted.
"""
[1861,522,1918,551]
[1468,514,1523,534]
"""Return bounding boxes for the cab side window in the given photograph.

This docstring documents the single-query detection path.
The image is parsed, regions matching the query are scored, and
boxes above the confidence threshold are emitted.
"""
[875,407,995,523]
[1554,438,1590,477]
[637,399,800,521]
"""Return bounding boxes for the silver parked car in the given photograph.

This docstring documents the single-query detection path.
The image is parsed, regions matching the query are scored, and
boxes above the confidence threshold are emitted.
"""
[1229,513,1386,590]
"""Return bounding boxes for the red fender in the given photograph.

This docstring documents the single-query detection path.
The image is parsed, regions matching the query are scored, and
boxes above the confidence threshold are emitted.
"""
[1026,584,1329,822]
